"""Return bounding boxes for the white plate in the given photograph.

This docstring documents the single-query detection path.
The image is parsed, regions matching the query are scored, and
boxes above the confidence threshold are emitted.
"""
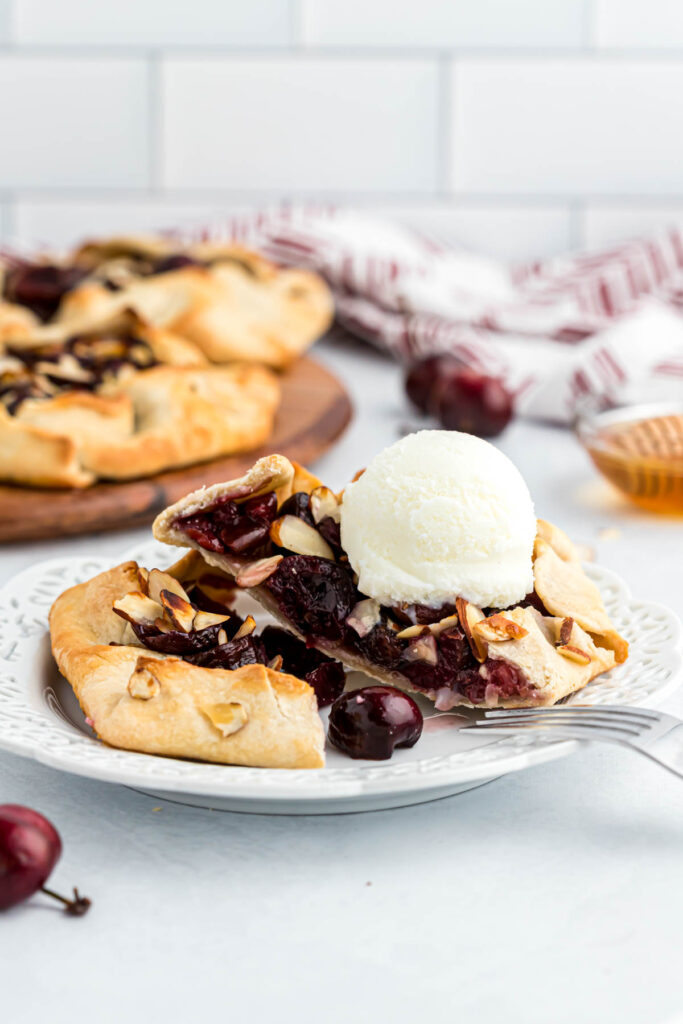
[0,540,681,815]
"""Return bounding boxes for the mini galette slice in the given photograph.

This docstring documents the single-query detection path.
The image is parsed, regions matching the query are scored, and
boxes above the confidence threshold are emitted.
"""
[153,456,627,711]
[49,552,328,769]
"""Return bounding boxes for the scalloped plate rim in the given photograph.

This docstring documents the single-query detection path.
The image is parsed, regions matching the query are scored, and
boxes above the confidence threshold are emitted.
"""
[0,542,681,808]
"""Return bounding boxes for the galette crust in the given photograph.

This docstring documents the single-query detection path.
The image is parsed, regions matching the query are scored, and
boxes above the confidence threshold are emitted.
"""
[56,235,334,369]
[49,560,325,769]
[154,455,628,709]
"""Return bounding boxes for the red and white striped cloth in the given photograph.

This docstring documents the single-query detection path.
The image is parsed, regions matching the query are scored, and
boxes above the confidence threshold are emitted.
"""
[150,206,683,421]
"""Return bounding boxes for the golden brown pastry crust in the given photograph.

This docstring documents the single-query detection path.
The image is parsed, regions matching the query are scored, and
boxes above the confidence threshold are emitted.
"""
[49,560,325,769]
[57,237,334,369]
[154,456,628,709]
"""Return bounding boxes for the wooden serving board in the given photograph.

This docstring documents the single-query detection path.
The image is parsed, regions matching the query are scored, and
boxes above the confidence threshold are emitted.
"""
[0,356,352,543]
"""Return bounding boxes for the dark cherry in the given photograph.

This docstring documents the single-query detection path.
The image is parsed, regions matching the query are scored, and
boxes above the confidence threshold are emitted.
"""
[266,555,357,642]
[356,623,404,669]
[132,617,241,655]
[190,635,267,670]
[405,354,461,413]
[389,601,457,627]
[176,491,278,556]
[278,491,314,525]
[456,660,531,705]
[434,368,513,439]
[153,253,201,275]
[4,264,87,321]
[328,686,423,760]
[316,515,342,553]
[0,805,90,916]
[261,626,345,707]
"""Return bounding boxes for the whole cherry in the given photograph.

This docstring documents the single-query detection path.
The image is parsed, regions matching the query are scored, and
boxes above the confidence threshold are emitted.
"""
[328,685,423,760]
[434,368,513,438]
[405,355,455,413]
[0,804,91,916]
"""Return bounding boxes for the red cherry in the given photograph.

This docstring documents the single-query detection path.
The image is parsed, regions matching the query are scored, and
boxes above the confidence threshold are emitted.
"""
[0,805,90,916]
[405,354,464,413]
[434,368,513,438]
[328,685,423,760]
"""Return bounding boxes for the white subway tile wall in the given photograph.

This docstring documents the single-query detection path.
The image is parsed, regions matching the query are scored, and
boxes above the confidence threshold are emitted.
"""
[1,0,681,260]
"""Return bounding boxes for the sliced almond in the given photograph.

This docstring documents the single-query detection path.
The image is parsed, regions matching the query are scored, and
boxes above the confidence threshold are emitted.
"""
[160,590,196,633]
[147,567,191,606]
[35,356,94,383]
[346,598,381,638]
[193,609,232,632]
[127,662,160,700]
[310,486,341,525]
[558,616,574,647]
[429,613,461,637]
[153,616,175,634]
[403,634,438,666]
[233,615,256,640]
[557,644,592,665]
[456,597,487,663]
[473,614,529,644]
[136,565,150,595]
[217,628,228,646]
[268,654,284,671]
[202,702,248,737]
[270,515,334,560]
[113,591,164,627]
[235,555,283,588]
[396,623,429,640]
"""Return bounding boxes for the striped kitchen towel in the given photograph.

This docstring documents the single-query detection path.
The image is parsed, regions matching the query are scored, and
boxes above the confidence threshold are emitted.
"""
[182,206,683,423]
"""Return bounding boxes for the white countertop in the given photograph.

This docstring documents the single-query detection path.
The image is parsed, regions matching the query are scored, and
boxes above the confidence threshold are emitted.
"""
[2,338,682,1024]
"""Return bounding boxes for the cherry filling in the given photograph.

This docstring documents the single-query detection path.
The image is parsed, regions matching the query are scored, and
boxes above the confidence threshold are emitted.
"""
[176,491,278,556]
[4,263,88,321]
[0,334,159,416]
[261,626,345,707]
[173,490,538,706]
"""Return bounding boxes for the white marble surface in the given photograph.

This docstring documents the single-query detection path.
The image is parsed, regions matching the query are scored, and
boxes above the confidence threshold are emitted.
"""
[2,338,682,1024]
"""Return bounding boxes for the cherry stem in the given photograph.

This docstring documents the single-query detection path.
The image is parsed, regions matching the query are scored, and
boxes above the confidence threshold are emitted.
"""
[40,885,92,917]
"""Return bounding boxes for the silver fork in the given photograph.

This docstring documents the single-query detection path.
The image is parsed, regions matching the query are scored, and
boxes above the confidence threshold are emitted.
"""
[470,705,683,779]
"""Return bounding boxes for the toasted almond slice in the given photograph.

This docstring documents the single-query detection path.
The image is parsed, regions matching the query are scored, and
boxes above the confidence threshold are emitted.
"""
[310,486,341,525]
[202,702,248,738]
[270,515,334,560]
[558,616,574,647]
[235,555,283,588]
[396,623,429,640]
[127,661,160,700]
[136,565,150,595]
[557,644,592,665]
[217,628,228,646]
[153,616,175,634]
[233,615,256,640]
[35,357,94,383]
[193,609,232,632]
[268,654,284,671]
[113,591,164,627]
[473,614,529,644]
[403,634,438,666]
[429,613,460,636]
[147,567,191,606]
[347,598,381,638]
[160,590,196,633]
[456,597,487,663]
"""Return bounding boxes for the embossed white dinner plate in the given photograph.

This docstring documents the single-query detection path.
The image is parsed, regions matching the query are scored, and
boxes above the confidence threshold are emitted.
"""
[0,540,681,815]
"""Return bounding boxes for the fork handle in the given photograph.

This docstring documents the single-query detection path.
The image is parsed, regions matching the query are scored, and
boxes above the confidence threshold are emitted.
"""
[637,724,683,780]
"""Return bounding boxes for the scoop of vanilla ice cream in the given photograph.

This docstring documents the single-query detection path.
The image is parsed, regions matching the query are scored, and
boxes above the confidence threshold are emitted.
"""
[340,431,536,610]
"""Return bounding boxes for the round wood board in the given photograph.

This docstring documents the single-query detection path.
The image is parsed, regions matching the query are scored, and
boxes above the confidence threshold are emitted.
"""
[0,356,352,543]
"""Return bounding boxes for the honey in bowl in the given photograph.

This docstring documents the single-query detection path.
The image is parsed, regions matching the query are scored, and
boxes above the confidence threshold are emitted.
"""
[578,405,683,514]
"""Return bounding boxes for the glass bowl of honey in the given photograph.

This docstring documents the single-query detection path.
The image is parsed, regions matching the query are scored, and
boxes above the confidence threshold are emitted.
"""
[577,401,683,513]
